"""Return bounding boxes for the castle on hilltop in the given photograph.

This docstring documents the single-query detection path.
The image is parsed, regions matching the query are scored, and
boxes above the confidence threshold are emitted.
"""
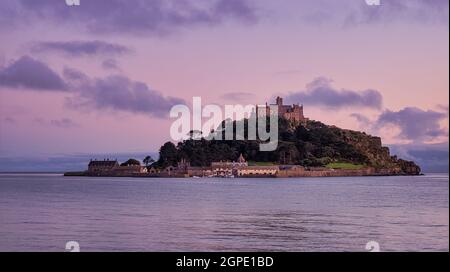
[256,96,308,123]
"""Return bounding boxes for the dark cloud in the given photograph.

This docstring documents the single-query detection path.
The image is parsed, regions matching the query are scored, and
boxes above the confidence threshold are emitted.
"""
[284,77,383,110]
[389,143,449,173]
[65,70,185,118]
[50,118,79,128]
[350,110,449,171]
[376,107,448,141]
[0,56,66,91]
[1,0,258,36]
[0,55,184,118]
[30,40,132,57]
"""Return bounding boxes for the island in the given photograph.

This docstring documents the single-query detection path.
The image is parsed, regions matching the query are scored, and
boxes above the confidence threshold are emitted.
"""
[65,97,421,178]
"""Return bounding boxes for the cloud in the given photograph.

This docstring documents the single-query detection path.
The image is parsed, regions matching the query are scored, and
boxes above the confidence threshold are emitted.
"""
[212,0,257,22]
[101,59,120,71]
[65,70,185,118]
[50,118,79,128]
[284,77,383,110]
[62,67,89,82]
[0,55,184,118]
[376,107,448,142]
[295,0,448,27]
[389,142,449,173]
[1,0,258,36]
[345,0,449,26]
[0,56,67,91]
[350,113,371,125]
[30,40,132,57]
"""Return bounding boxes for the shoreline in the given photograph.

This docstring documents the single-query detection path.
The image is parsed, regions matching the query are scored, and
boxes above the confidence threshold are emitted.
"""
[63,170,424,178]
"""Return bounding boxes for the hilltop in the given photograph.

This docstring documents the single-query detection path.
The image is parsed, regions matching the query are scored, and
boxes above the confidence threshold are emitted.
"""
[155,117,421,175]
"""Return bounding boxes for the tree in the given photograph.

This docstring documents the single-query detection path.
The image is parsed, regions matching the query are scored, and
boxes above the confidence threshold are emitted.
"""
[153,117,376,168]
[143,156,155,167]
[156,142,179,168]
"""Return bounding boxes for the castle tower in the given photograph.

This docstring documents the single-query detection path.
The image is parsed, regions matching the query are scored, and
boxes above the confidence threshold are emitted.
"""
[258,96,307,123]
[275,96,283,106]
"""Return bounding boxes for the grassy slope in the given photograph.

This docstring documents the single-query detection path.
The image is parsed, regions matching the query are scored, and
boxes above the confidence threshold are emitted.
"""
[326,162,366,170]
[248,161,277,166]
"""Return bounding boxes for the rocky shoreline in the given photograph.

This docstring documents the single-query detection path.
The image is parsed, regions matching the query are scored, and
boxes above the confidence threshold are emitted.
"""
[64,165,421,178]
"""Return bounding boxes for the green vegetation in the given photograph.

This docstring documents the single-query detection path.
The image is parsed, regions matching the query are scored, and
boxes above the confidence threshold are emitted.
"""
[153,116,421,175]
[143,155,155,167]
[248,161,277,166]
[326,162,366,170]
[154,117,370,168]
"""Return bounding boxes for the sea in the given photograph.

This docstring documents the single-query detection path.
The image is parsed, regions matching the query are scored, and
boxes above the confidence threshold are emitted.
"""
[0,173,448,252]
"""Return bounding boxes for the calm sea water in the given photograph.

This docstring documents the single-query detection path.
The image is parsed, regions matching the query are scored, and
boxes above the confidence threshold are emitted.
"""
[0,173,448,252]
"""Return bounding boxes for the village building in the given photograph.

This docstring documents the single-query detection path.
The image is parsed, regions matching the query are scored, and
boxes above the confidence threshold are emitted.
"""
[87,159,119,173]
[209,154,279,177]
[87,159,146,175]
[235,166,278,177]
[186,166,213,177]
[163,166,176,176]
[147,167,160,174]
[113,165,148,175]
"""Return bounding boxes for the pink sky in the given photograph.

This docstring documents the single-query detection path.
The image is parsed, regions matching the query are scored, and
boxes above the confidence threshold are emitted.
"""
[0,0,448,161]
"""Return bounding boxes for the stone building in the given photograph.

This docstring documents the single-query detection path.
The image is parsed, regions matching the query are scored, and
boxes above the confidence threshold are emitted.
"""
[113,165,148,175]
[256,96,308,123]
[87,159,146,175]
[87,159,119,173]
